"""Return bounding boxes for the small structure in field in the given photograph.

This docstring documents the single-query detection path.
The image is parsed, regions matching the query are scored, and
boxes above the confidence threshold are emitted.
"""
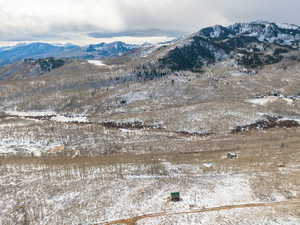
[171,192,181,202]
[227,152,238,159]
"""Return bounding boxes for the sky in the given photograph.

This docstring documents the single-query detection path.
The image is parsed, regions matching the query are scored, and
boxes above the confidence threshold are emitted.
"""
[0,0,299,45]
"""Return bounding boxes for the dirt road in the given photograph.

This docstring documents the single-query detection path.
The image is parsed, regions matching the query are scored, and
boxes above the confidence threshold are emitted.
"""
[95,200,300,225]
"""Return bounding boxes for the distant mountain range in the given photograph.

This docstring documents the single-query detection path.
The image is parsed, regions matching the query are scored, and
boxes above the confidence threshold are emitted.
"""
[0,43,80,66]
[86,42,139,57]
[0,41,140,66]
[1,21,300,71]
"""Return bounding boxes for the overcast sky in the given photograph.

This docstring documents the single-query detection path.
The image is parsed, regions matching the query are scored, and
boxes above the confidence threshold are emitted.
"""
[0,0,300,45]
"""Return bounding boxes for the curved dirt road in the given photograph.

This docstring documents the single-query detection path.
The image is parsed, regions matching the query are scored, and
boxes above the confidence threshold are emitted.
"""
[95,200,300,225]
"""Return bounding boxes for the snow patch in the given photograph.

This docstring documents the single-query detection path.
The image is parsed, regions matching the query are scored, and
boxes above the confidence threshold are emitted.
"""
[210,25,223,38]
[0,140,62,156]
[51,115,89,123]
[121,91,149,104]
[87,60,108,67]
[276,23,300,30]
[6,110,56,117]
[203,162,214,168]
[247,97,278,106]
[5,110,89,123]
[247,96,295,106]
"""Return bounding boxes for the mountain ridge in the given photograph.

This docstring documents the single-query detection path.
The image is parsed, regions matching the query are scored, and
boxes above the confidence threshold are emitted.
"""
[0,41,140,66]
[149,21,300,72]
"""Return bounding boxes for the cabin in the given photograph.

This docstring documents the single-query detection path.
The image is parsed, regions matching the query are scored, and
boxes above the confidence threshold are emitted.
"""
[171,192,181,202]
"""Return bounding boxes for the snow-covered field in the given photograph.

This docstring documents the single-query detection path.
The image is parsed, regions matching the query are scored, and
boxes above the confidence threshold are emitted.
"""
[1,155,299,225]
[0,111,92,156]
[0,141,61,156]
[138,208,300,225]
[0,119,300,224]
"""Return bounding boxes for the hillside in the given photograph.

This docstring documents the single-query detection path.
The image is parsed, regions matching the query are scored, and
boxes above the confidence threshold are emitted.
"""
[142,21,300,72]
[1,21,300,225]
[0,21,300,155]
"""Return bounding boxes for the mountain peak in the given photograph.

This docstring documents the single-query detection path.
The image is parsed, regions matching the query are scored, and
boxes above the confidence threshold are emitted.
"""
[151,21,300,72]
[195,21,300,48]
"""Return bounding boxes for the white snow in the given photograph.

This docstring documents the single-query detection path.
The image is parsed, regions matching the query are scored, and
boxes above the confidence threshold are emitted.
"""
[247,97,278,106]
[227,21,300,47]
[247,96,295,106]
[0,111,90,156]
[203,162,214,168]
[51,115,89,123]
[140,42,170,57]
[1,157,298,225]
[276,23,300,30]
[210,25,222,38]
[87,60,108,67]
[121,91,149,104]
[137,210,300,225]
[5,110,89,123]
[0,140,62,156]
[278,117,300,125]
[5,110,56,117]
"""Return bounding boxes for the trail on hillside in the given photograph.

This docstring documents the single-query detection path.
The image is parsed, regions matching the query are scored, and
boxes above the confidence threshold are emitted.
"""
[95,200,300,225]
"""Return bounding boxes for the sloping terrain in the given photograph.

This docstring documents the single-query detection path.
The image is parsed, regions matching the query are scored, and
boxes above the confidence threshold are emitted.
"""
[1,128,300,224]
[1,50,300,156]
[131,21,300,73]
[1,21,300,225]
[0,57,69,80]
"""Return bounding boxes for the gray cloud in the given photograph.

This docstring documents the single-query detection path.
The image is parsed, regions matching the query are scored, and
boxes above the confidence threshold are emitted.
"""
[0,0,299,43]
[210,0,300,24]
[116,0,228,31]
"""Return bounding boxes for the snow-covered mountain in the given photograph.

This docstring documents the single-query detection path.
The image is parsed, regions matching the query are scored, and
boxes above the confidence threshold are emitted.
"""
[0,41,140,66]
[151,21,300,72]
[0,43,80,66]
[2,21,300,71]
[85,41,139,57]
[198,21,300,47]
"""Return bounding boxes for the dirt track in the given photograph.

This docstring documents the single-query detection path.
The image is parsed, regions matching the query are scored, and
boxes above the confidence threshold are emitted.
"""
[97,200,300,225]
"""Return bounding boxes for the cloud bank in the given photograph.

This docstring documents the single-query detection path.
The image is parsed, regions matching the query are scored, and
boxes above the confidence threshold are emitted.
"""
[0,0,299,43]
